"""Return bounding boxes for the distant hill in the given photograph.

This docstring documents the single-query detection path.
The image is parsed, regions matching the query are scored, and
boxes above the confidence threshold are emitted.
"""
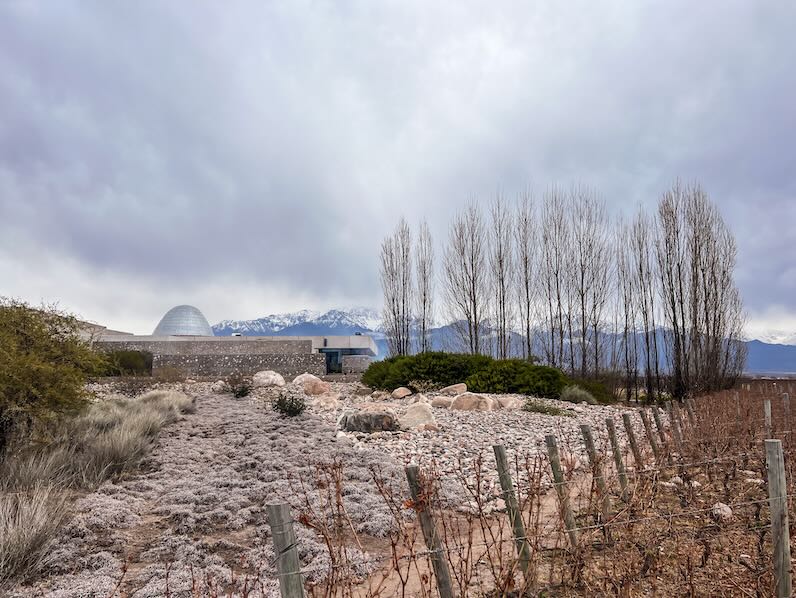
[212,307,796,374]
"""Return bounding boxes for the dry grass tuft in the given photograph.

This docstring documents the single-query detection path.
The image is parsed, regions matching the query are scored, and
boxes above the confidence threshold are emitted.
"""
[0,486,69,587]
[0,389,195,585]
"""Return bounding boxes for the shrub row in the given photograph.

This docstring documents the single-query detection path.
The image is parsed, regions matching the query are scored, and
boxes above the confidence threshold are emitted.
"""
[363,352,612,402]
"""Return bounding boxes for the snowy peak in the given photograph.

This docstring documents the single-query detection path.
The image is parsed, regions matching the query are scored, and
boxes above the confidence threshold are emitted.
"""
[212,307,382,337]
[749,330,796,346]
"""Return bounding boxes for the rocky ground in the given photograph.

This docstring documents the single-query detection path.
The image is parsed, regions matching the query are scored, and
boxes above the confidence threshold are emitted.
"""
[13,377,652,597]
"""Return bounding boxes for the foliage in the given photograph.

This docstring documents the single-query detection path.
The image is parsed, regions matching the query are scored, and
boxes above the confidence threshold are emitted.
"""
[524,399,573,417]
[560,385,597,405]
[0,299,106,454]
[362,352,493,391]
[226,374,251,398]
[272,389,307,417]
[568,377,616,404]
[100,350,153,376]
[153,366,186,383]
[466,360,568,399]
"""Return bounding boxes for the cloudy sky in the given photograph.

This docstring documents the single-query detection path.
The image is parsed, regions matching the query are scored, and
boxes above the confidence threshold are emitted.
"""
[1,1,794,336]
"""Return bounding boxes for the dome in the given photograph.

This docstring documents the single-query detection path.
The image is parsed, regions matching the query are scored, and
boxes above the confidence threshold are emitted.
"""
[153,305,214,336]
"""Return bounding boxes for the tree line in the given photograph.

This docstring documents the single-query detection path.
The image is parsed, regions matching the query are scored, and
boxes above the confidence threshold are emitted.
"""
[379,180,746,400]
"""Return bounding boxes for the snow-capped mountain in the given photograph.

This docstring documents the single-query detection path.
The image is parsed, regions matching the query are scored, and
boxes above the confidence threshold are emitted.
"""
[748,330,796,346]
[213,307,383,337]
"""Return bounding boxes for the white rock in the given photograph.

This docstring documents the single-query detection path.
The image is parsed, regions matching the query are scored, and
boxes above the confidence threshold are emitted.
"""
[439,383,467,396]
[400,402,436,429]
[669,476,684,486]
[312,392,341,411]
[450,393,497,411]
[409,393,431,404]
[210,380,227,393]
[690,480,701,489]
[391,387,413,399]
[711,502,733,523]
[253,370,286,388]
[431,396,453,409]
[744,477,764,486]
[495,396,524,409]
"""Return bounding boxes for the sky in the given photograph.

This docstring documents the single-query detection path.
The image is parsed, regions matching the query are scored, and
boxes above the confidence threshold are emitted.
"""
[1,1,794,337]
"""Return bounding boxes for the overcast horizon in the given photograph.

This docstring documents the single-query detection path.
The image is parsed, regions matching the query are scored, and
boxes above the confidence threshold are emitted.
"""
[1,2,795,339]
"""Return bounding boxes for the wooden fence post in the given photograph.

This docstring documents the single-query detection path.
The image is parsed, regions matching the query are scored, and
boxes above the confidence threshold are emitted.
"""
[266,503,305,598]
[622,413,644,471]
[580,425,612,543]
[685,399,697,428]
[545,435,578,549]
[605,418,628,498]
[765,398,773,439]
[639,409,661,463]
[766,439,792,597]
[651,406,672,464]
[493,445,532,578]
[665,402,684,456]
[405,465,455,598]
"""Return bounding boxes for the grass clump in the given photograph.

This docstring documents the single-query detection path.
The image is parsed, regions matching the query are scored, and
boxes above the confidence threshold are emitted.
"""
[0,390,196,585]
[560,385,597,405]
[273,389,307,417]
[524,399,573,417]
[227,374,251,398]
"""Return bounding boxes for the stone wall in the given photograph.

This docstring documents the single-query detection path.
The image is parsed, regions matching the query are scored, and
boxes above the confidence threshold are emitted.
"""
[154,353,325,379]
[96,338,312,356]
[341,355,372,374]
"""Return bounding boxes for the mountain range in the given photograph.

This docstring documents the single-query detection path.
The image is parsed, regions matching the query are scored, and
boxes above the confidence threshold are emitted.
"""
[212,307,796,375]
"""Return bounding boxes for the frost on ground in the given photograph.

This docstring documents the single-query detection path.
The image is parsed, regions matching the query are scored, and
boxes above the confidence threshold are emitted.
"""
[12,382,652,597]
[11,392,404,597]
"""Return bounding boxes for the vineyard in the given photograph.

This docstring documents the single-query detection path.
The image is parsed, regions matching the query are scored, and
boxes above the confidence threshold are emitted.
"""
[267,380,796,597]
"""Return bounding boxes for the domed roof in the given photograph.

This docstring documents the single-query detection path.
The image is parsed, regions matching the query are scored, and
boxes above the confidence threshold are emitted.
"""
[153,305,214,336]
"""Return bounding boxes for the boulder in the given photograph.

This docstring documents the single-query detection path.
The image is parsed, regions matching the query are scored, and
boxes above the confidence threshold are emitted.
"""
[711,502,733,523]
[399,402,436,429]
[391,387,413,400]
[354,386,373,396]
[338,404,398,433]
[312,392,340,411]
[495,396,525,409]
[439,383,467,396]
[210,380,227,394]
[431,396,453,409]
[292,373,330,395]
[252,370,286,388]
[371,390,389,400]
[450,392,497,412]
[409,393,430,404]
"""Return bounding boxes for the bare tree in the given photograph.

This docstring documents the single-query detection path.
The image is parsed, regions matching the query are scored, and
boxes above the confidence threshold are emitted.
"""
[415,220,434,353]
[656,181,746,398]
[538,188,570,369]
[380,218,413,356]
[443,204,489,354]
[515,191,536,360]
[616,219,638,401]
[489,195,515,359]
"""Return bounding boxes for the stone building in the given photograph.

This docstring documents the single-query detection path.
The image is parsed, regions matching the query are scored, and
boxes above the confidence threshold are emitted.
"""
[94,305,376,378]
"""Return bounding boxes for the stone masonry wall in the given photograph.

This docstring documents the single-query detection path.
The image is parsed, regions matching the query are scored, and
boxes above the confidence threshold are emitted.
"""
[96,338,312,356]
[154,353,325,379]
[341,355,372,374]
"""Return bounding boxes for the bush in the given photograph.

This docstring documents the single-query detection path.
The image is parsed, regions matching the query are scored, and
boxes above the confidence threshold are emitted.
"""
[227,374,251,398]
[560,385,597,404]
[0,299,106,454]
[568,378,615,404]
[362,352,493,391]
[273,389,307,417]
[101,350,153,376]
[466,360,568,399]
[524,399,573,417]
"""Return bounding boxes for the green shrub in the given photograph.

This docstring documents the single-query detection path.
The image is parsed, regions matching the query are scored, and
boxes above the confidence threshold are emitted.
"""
[362,352,493,391]
[273,389,307,417]
[560,385,597,404]
[524,399,572,417]
[0,299,106,454]
[226,374,251,398]
[568,378,615,404]
[101,350,153,376]
[466,360,568,399]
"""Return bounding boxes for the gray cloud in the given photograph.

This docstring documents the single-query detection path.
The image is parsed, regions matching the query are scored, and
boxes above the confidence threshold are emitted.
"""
[1,1,794,332]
